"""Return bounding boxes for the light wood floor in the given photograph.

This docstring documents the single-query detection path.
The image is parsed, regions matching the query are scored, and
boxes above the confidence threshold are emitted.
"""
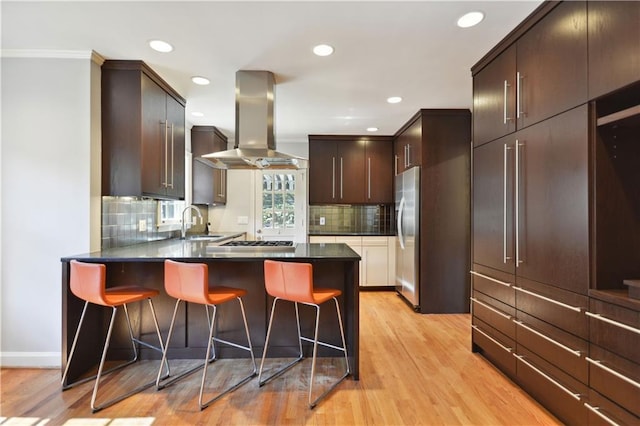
[0,291,559,425]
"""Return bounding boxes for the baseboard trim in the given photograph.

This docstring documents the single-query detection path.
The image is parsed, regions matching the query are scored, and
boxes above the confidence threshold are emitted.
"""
[1,352,60,368]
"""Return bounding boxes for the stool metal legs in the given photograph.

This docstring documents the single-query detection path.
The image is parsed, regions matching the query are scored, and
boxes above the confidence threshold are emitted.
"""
[258,297,350,408]
[62,298,169,413]
[156,296,257,410]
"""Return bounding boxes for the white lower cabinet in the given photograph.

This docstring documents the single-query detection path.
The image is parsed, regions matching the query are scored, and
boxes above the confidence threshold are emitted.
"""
[309,236,394,287]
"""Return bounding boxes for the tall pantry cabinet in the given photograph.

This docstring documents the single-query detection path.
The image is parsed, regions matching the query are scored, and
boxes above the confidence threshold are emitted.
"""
[471,1,640,425]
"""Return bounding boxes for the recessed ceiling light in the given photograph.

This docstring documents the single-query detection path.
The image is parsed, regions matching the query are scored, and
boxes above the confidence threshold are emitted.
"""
[149,40,173,53]
[387,96,402,104]
[191,76,210,85]
[191,112,204,117]
[313,44,334,57]
[367,127,379,132]
[457,11,484,28]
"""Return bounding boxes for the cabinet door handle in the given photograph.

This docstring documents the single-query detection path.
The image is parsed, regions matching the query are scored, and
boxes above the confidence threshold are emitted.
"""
[367,157,371,199]
[586,357,640,389]
[514,320,582,357]
[515,140,523,266]
[168,123,174,189]
[584,403,620,426]
[513,286,582,312]
[470,297,512,320]
[585,312,640,335]
[470,270,512,287]
[503,143,512,263]
[340,157,344,199]
[514,354,581,400]
[394,155,398,176]
[406,144,411,167]
[471,325,512,353]
[503,80,511,124]
[516,71,523,119]
[162,120,169,188]
[332,157,336,199]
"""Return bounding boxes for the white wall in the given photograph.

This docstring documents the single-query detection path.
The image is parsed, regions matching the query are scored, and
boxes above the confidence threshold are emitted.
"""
[0,52,101,367]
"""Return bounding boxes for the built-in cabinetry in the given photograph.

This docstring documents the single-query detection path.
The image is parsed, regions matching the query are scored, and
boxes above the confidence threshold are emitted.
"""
[191,126,228,205]
[309,236,394,288]
[308,136,393,204]
[471,1,640,424]
[102,60,186,200]
[394,109,471,313]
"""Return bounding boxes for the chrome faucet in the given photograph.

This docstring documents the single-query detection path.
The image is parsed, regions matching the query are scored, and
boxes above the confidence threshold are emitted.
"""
[181,205,203,239]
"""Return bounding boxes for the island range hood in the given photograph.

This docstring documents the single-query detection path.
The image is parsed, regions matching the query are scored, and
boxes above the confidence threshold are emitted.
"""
[201,70,308,170]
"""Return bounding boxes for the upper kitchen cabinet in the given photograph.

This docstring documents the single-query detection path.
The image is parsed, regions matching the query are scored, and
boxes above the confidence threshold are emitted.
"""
[394,118,422,174]
[308,135,393,204]
[588,0,640,100]
[515,0,587,130]
[191,126,228,205]
[102,60,186,200]
[472,44,517,147]
[472,1,587,146]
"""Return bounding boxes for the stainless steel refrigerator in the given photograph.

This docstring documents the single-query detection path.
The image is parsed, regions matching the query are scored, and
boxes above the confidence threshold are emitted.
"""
[395,166,420,309]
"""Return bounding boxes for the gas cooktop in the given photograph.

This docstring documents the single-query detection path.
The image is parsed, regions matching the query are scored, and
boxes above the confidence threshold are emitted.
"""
[207,240,296,252]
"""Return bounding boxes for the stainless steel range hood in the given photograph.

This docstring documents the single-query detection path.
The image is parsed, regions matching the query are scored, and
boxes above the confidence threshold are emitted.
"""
[201,71,308,169]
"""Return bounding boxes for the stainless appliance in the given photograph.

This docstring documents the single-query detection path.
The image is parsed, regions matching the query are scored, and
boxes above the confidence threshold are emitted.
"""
[395,166,420,309]
[207,240,296,253]
[202,71,308,170]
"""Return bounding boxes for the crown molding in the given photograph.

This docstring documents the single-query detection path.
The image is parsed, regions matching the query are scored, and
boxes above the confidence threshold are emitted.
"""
[0,49,105,65]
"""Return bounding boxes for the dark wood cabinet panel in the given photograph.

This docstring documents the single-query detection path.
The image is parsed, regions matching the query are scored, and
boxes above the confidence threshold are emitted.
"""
[471,266,515,307]
[472,136,515,274]
[588,1,640,99]
[471,318,516,379]
[516,0,588,129]
[472,292,515,340]
[102,60,186,200]
[191,126,227,205]
[472,44,517,147]
[393,115,422,174]
[516,106,589,294]
[588,299,640,365]
[308,136,393,205]
[587,389,640,426]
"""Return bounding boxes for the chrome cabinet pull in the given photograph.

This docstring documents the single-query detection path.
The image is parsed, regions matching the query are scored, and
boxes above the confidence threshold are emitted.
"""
[367,157,371,199]
[406,144,411,168]
[586,357,640,389]
[470,270,512,287]
[394,154,398,176]
[514,320,581,357]
[503,80,511,124]
[332,157,336,199]
[503,143,512,263]
[340,157,344,199]
[471,325,512,353]
[513,286,582,312]
[516,71,523,119]
[585,311,640,335]
[584,403,620,426]
[162,120,169,188]
[515,354,581,400]
[471,297,511,320]
[168,123,174,189]
[515,140,524,266]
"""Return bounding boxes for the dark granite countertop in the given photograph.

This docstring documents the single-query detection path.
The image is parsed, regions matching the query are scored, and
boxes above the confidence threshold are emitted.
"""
[61,239,361,263]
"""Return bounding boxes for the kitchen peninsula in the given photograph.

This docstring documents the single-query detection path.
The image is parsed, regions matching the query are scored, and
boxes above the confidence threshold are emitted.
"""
[60,238,360,385]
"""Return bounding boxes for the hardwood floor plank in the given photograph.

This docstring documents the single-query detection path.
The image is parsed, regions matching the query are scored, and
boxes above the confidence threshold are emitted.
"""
[0,292,559,425]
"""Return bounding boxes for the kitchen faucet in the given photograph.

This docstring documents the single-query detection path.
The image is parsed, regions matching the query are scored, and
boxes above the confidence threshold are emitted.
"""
[181,205,203,239]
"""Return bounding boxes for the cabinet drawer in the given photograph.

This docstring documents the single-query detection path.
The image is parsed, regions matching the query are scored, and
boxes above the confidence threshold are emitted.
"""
[471,292,515,340]
[471,318,516,379]
[515,346,588,425]
[588,299,640,365]
[515,310,588,384]
[588,345,640,418]
[471,269,515,306]
[586,389,640,426]
[515,279,588,339]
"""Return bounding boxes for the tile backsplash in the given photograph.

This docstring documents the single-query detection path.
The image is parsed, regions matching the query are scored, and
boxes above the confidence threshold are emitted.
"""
[308,204,394,235]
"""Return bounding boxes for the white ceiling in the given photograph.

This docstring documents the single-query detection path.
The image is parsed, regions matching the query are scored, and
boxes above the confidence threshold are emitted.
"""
[2,1,543,144]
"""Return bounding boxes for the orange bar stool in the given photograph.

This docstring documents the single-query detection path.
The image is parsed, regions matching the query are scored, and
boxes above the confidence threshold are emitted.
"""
[157,259,257,410]
[62,260,169,412]
[259,260,350,408]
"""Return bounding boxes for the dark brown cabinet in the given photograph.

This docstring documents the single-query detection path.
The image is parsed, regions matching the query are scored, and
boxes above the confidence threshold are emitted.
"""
[308,136,392,204]
[588,1,640,100]
[393,118,422,174]
[472,1,587,147]
[102,60,186,200]
[191,126,228,205]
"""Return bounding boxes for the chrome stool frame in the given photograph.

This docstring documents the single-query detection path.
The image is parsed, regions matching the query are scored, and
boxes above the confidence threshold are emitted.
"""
[258,296,350,408]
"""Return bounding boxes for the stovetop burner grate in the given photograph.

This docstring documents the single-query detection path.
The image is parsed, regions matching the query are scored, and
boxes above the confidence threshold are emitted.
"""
[221,240,294,247]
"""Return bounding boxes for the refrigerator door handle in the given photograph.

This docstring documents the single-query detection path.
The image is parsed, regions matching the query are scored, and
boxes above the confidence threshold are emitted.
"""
[397,196,406,250]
